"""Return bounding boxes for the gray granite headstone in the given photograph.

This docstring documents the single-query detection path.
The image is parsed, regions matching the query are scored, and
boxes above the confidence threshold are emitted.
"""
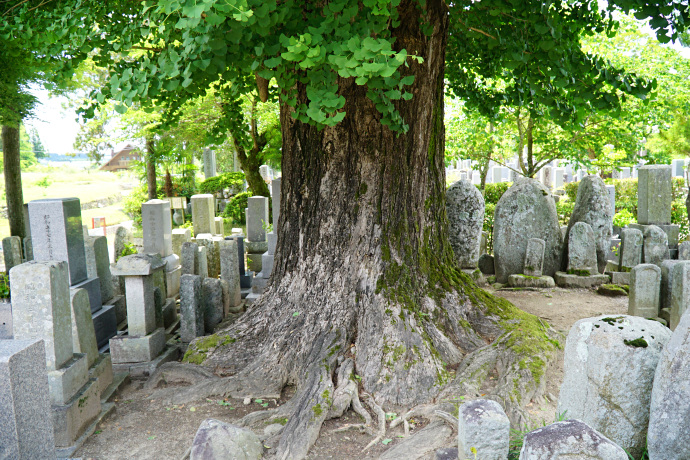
[181,242,199,276]
[458,399,510,460]
[670,261,690,330]
[85,235,114,302]
[628,264,661,318]
[661,260,682,313]
[679,241,690,261]
[172,228,192,258]
[446,179,485,269]
[10,260,73,371]
[142,199,173,258]
[567,222,598,274]
[219,239,241,308]
[247,196,269,243]
[28,197,87,285]
[272,177,281,230]
[69,288,99,368]
[619,228,643,271]
[0,339,56,459]
[203,278,224,333]
[180,274,204,343]
[203,148,217,179]
[524,238,545,277]
[606,185,616,216]
[191,194,215,236]
[643,225,670,267]
[638,165,672,225]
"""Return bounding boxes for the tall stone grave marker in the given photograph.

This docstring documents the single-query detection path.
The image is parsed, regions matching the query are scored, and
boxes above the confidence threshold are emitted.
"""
[619,228,643,271]
[180,274,204,342]
[0,339,56,459]
[638,165,672,225]
[142,199,181,297]
[670,261,690,330]
[446,179,484,269]
[202,148,216,179]
[191,194,216,236]
[220,239,242,309]
[628,264,661,318]
[10,260,101,448]
[643,225,669,267]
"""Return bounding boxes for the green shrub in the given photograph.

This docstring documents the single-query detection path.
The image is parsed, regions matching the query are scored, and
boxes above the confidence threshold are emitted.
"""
[116,242,138,262]
[564,181,579,203]
[481,182,512,205]
[165,175,197,199]
[555,199,574,227]
[613,209,636,228]
[122,185,152,227]
[0,273,9,299]
[222,191,252,224]
[199,172,245,195]
[672,177,686,201]
[672,199,689,242]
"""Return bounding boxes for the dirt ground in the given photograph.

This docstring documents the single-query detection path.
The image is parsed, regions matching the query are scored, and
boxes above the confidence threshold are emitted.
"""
[75,287,628,460]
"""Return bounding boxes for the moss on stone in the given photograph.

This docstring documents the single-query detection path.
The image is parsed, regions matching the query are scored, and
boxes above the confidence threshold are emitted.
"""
[624,337,648,348]
[567,268,591,276]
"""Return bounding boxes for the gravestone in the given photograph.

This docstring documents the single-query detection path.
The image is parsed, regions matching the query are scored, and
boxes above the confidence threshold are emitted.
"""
[110,254,168,365]
[542,166,553,189]
[628,264,661,318]
[660,260,682,315]
[605,185,616,216]
[247,196,269,243]
[113,226,131,262]
[643,225,669,266]
[493,179,563,283]
[618,228,643,271]
[457,399,510,460]
[203,278,224,333]
[672,158,685,177]
[554,168,565,189]
[520,420,627,460]
[143,199,181,297]
[10,260,101,448]
[23,236,32,261]
[565,175,613,274]
[172,227,192,258]
[191,194,216,236]
[446,180,485,269]
[202,148,216,179]
[181,242,199,276]
[566,222,598,275]
[669,261,690,330]
[84,235,114,302]
[258,177,281,282]
[220,239,242,308]
[180,274,204,343]
[638,165,672,225]
[0,339,56,460]
[678,241,690,260]
[2,236,22,274]
[523,238,545,277]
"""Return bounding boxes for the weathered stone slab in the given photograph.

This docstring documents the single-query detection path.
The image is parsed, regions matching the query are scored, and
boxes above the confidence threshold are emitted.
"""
[458,399,510,460]
[554,272,608,288]
[565,175,613,273]
[0,300,11,339]
[190,419,262,460]
[446,179,484,268]
[220,239,241,308]
[71,276,103,314]
[493,179,563,283]
[638,165,672,225]
[202,148,216,178]
[679,241,690,260]
[180,274,204,343]
[0,339,56,459]
[669,261,690,330]
[648,307,690,459]
[557,315,670,457]
[142,199,173,258]
[618,228,643,271]
[10,260,73,371]
[660,260,682,313]
[524,238,545,277]
[92,304,117,349]
[519,420,627,460]
[247,196,269,243]
[69,288,99,368]
[191,194,215,236]
[109,327,166,363]
[643,225,669,267]
[628,264,661,318]
[566,222,598,275]
[507,274,555,288]
[111,253,165,276]
[84,235,114,302]
[203,278,224,333]
[29,197,88,285]
[629,222,680,250]
[172,228,192,258]
[181,242,199,276]
[272,177,281,230]
[51,376,100,448]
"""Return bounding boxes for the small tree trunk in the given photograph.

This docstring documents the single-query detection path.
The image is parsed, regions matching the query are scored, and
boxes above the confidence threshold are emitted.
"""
[2,124,25,239]
[235,145,270,197]
[164,169,173,197]
[146,138,157,200]
[526,118,535,177]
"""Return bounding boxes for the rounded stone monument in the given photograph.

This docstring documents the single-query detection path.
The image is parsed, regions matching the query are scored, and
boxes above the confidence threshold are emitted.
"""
[446,179,485,269]
[493,178,563,283]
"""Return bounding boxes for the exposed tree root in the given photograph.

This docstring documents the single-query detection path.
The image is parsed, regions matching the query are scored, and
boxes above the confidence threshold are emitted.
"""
[362,393,386,452]
[144,362,219,391]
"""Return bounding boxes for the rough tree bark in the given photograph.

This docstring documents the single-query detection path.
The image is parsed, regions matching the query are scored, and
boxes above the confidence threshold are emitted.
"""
[145,137,157,200]
[160,2,556,458]
[2,124,25,239]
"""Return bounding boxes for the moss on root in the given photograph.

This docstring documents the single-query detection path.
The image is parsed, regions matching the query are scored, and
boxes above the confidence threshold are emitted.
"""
[182,333,236,365]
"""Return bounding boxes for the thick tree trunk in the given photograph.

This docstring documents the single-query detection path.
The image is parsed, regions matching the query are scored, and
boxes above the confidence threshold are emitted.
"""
[175,1,555,457]
[145,138,157,200]
[235,143,270,198]
[2,124,25,239]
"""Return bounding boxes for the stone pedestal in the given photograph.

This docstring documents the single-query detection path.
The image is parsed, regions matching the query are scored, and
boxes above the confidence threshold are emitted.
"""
[555,271,609,288]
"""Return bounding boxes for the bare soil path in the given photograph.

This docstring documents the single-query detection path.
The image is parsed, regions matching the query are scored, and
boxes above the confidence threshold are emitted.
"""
[75,287,627,459]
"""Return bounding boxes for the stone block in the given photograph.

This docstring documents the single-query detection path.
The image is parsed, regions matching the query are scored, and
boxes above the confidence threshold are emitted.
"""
[605,271,630,285]
[660,260,682,312]
[0,339,56,459]
[260,253,275,278]
[92,304,118,349]
[247,252,263,273]
[214,216,224,236]
[507,274,555,288]
[267,232,277,255]
[191,194,215,236]
[446,180,484,269]
[190,419,262,460]
[10,260,73,371]
[520,420,627,459]
[162,297,177,328]
[109,327,166,363]
[89,353,113,398]
[47,353,88,406]
[166,265,181,298]
[202,148,216,178]
[272,178,281,230]
[458,399,510,460]
[638,165,672,225]
[172,228,192,258]
[246,240,268,254]
[181,241,199,276]
[51,377,100,448]
[142,199,173,257]
[72,276,103,314]
[679,241,690,260]
[642,225,669,266]
[104,295,126,326]
[0,300,12,339]
[203,278,224,333]
[618,228,643,271]
[629,223,680,250]
[628,264,661,318]
[122,275,156,336]
[554,272,609,288]
[567,222,598,274]
[69,288,99,367]
[113,226,131,262]
[180,274,205,343]
[23,236,33,261]
[670,261,690,330]
[111,253,165,276]
[2,235,22,273]
[29,197,88,285]
[523,238,545,277]
[198,246,209,279]
[478,254,495,275]
[247,196,269,242]
[84,236,114,302]
[219,239,241,308]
